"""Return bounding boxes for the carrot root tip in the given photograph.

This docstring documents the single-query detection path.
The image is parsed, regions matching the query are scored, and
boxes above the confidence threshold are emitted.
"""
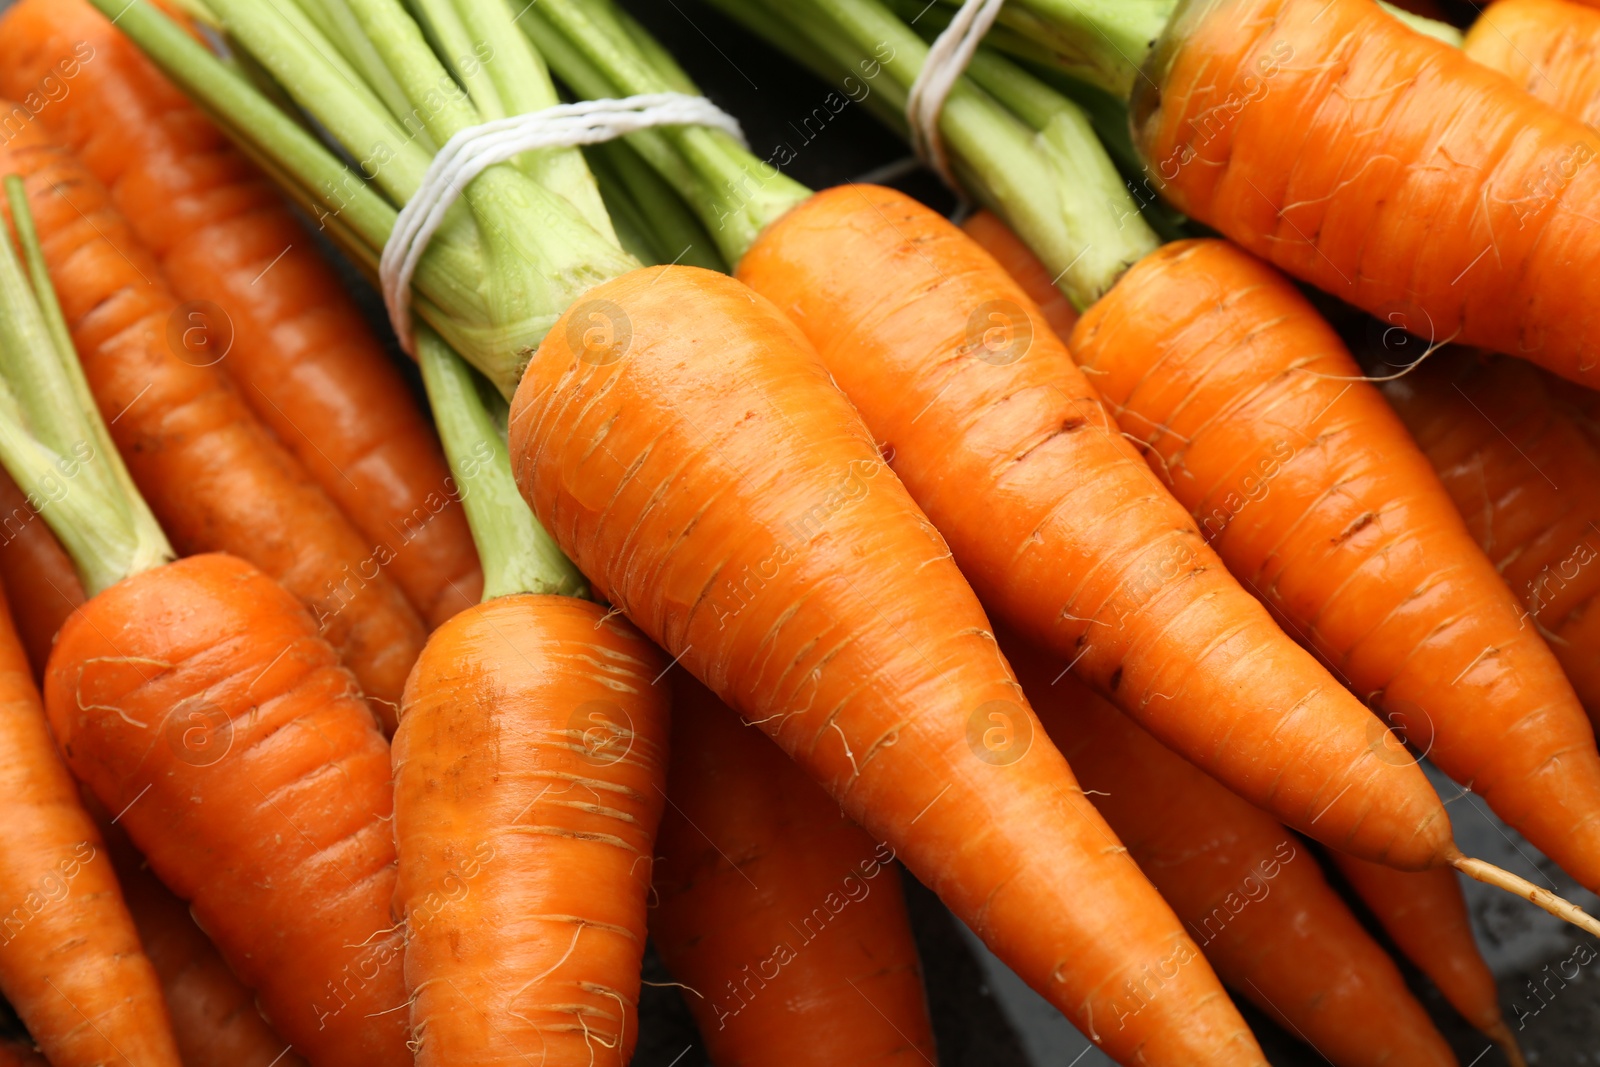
[1484,1020,1528,1067]
[1452,856,1600,940]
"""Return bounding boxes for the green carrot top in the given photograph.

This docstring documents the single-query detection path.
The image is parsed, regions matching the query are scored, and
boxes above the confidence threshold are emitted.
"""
[521,0,1159,308]
[0,177,172,595]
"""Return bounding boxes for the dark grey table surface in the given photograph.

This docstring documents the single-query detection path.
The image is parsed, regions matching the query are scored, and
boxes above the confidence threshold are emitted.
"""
[1,0,1595,1062]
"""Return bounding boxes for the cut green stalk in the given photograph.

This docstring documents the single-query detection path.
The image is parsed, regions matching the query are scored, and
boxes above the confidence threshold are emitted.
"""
[414,325,585,601]
[883,6,1193,241]
[88,0,637,396]
[933,0,1460,96]
[585,141,728,271]
[0,179,171,594]
[964,0,1171,100]
[518,0,810,267]
[695,0,1158,305]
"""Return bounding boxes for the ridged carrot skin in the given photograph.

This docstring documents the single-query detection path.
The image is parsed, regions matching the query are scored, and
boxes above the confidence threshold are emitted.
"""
[0,117,426,720]
[392,595,668,1067]
[960,210,1079,339]
[736,184,1451,872]
[1069,238,1600,893]
[100,821,307,1067]
[1133,0,1600,387]
[0,0,484,629]
[1328,853,1508,1043]
[652,672,936,1066]
[1466,0,1600,129]
[44,553,410,1066]
[0,467,83,681]
[1382,352,1600,720]
[0,581,182,1067]
[1009,635,1459,1067]
[510,264,1267,1065]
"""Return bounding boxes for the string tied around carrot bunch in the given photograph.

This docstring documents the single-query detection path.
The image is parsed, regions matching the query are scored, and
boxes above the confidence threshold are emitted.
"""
[904,0,1004,191]
[379,91,745,353]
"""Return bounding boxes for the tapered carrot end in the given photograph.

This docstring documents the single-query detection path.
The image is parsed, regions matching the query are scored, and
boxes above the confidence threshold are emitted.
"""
[1483,1020,1527,1067]
[1451,855,1600,939]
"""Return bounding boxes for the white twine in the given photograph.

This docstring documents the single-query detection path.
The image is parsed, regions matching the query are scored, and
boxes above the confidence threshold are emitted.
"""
[380,92,746,353]
[905,0,1006,193]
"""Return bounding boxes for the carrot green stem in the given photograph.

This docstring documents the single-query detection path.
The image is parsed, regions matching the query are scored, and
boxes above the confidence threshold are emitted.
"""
[693,0,1158,306]
[1377,2,1463,46]
[920,0,1174,101]
[415,325,585,601]
[517,0,810,267]
[584,141,728,272]
[86,0,637,397]
[0,178,172,594]
[956,0,1458,95]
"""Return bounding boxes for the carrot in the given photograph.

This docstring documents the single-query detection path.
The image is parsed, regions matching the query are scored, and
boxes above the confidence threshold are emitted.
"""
[94,819,307,1067]
[393,590,667,1066]
[46,552,410,1066]
[959,210,1079,338]
[1126,0,1600,388]
[0,113,426,723]
[1328,853,1522,1064]
[651,671,936,1065]
[0,1040,44,1067]
[1382,351,1600,721]
[511,264,1268,1065]
[516,0,1469,874]
[1068,237,1600,896]
[1465,1,1600,135]
[0,466,82,681]
[1007,631,1461,1067]
[0,156,409,1066]
[0,577,182,1067]
[0,0,484,630]
[739,184,1450,870]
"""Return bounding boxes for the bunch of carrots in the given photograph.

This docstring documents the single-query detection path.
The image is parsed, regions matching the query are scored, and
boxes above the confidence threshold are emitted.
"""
[0,0,1595,1064]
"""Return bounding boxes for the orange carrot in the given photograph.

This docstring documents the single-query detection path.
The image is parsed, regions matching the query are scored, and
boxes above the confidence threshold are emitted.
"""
[1328,853,1521,1063]
[0,575,182,1067]
[0,113,426,723]
[0,467,82,681]
[0,0,483,630]
[1382,351,1600,721]
[652,672,936,1065]
[1133,0,1600,388]
[99,819,307,1067]
[0,1040,44,1067]
[45,553,409,1066]
[1008,632,1460,1067]
[960,210,1079,339]
[392,593,668,1066]
[1068,237,1600,895]
[737,184,1452,871]
[511,263,1269,1065]
[1465,0,1600,140]
[0,148,408,1066]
